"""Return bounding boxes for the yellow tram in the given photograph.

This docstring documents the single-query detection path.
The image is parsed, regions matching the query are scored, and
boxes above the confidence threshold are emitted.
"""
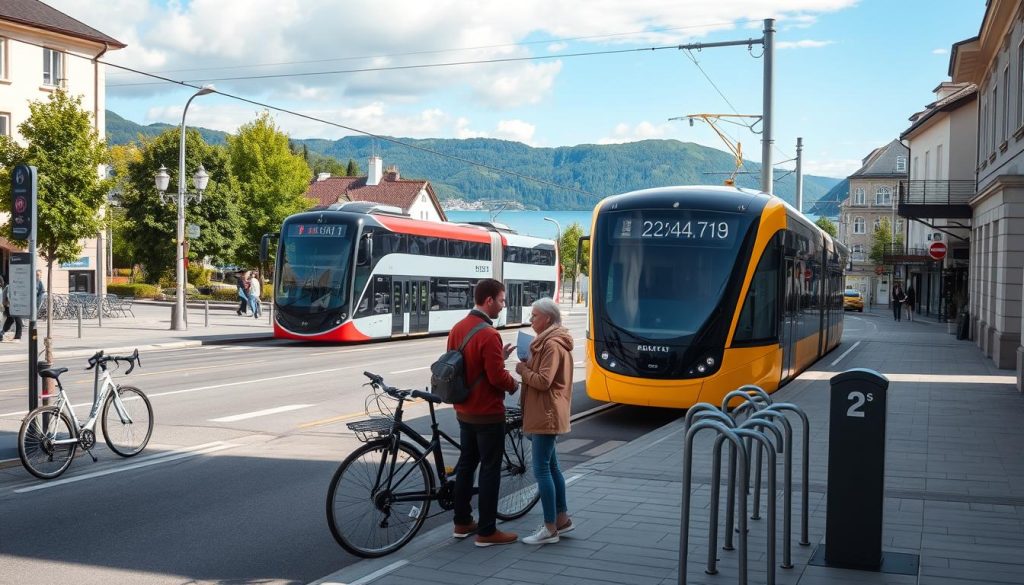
[584,186,847,408]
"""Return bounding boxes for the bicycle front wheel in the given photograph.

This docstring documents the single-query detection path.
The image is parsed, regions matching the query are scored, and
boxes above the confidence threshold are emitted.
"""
[327,440,433,558]
[101,385,153,457]
[18,406,78,480]
[497,425,540,520]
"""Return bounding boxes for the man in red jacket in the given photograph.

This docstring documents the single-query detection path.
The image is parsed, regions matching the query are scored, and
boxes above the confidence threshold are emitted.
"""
[450,278,519,546]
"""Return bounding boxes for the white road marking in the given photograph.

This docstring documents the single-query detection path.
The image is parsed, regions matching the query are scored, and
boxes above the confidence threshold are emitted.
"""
[145,365,363,400]
[798,371,1017,384]
[556,438,593,452]
[335,560,409,585]
[390,366,430,374]
[14,441,238,493]
[210,404,313,423]
[829,341,861,367]
[565,474,583,486]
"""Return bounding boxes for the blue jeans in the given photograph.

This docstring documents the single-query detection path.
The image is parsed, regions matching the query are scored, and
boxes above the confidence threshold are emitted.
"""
[531,434,567,524]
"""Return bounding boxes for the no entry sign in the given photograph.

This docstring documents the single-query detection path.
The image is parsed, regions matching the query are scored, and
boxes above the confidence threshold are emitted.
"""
[928,242,947,261]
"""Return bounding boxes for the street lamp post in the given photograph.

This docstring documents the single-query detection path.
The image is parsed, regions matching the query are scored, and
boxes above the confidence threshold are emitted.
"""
[543,216,562,301]
[154,85,215,330]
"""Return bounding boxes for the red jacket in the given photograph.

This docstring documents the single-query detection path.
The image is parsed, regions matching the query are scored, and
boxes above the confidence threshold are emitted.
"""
[449,310,516,424]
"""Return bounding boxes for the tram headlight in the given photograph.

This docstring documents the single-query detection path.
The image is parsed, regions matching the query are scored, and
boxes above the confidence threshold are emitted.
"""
[600,351,609,361]
[609,361,617,368]
[696,364,707,374]
[705,357,716,367]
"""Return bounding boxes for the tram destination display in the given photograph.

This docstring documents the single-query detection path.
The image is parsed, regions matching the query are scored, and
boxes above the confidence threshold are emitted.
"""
[286,224,348,238]
[610,211,737,246]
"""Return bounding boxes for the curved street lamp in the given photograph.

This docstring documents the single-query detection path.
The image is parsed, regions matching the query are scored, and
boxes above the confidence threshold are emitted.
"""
[153,84,215,330]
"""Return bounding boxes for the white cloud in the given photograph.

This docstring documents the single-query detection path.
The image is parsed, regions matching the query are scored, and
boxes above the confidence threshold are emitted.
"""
[777,40,835,49]
[598,121,671,144]
[49,0,857,104]
[547,42,568,52]
[494,119,537,144]
[932,48,949,55]
[454,117,489,139]
[803,158,861,177]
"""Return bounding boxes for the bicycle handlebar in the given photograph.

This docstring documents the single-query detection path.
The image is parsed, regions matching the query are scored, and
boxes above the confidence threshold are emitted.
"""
[363,370,441,403]
[86,348,142,375]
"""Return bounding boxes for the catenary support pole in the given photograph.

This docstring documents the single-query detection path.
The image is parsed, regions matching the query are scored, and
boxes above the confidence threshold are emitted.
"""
[795,137,804,213]
[761,18,775,194]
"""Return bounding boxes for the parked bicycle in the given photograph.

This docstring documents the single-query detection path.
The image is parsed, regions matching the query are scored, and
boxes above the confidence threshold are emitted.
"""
[326,371,539,557]
[18,349,152,480]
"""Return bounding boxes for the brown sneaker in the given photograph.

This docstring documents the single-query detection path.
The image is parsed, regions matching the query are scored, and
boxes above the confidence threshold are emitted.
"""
[474,529,517,547]
[453,521,478,539]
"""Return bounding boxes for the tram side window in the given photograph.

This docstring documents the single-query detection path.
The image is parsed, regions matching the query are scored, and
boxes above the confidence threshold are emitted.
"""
[431,277,475,310]
[733,234,780,344]
[355,275,392,318]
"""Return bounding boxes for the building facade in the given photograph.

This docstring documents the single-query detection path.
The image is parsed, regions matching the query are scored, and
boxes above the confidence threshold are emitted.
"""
[898,82,977,320]
[0,0,124,295]
[949,0,1024,382]
[306,156,447,221]
[839,139,908,305]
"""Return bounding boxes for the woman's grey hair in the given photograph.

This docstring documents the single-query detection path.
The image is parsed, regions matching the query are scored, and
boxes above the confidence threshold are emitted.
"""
[532,297,561,324]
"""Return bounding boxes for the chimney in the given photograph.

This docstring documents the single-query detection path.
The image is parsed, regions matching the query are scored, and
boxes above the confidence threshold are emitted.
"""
[367,156,383,186]
[384,165,400,181]
[317,172,331,182]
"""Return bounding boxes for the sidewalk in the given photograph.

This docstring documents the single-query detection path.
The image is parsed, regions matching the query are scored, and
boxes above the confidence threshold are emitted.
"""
[0,301,273,364]
[319,315,1024,585]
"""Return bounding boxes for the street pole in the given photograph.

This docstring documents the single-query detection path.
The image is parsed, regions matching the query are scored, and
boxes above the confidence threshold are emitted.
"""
[761,18,775,194]
[795,137,804,213]
[172,86,214,331]
[543,217,562,300]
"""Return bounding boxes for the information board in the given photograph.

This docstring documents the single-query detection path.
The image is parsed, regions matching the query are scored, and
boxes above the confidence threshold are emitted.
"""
[8,253,33,318]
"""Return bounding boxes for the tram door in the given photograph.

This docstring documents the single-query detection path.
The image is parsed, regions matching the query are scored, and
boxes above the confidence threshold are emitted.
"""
[506,281,523,324]
[409,279,430,333]
[780,259,799,380]
[392,280,404,335]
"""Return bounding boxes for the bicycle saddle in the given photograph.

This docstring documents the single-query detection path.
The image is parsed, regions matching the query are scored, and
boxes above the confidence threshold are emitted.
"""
[39,367,69,380]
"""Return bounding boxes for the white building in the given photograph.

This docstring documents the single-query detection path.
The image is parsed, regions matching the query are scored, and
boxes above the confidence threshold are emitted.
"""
[898,81,977,320]
[0,0,124,294]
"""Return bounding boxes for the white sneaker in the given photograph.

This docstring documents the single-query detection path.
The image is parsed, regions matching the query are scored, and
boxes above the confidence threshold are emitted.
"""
[521,525,559,545]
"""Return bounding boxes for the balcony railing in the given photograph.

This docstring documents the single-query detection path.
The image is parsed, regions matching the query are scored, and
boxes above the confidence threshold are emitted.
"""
[881,243,935,264]
[898,180,975,205]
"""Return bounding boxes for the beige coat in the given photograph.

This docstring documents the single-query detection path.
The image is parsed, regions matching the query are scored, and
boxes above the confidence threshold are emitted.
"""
[518,325,574,435]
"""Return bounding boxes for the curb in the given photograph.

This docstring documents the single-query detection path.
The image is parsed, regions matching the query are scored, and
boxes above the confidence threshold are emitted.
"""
[0,333,275,364]
[310,414,686,585]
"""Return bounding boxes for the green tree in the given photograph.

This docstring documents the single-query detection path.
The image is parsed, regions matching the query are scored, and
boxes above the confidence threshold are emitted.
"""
[227,112,313,267]
[119,128,241,282]
[558,222,591,281]
[869,216,903,266]
[345,158,361,176]
[0,89,111,358]
[814,216,838,237]
[307,151,346,177]
[107,144,142,273]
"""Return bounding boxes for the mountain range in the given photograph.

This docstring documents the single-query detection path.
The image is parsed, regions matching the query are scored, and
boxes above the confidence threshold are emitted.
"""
[107,111,841,211]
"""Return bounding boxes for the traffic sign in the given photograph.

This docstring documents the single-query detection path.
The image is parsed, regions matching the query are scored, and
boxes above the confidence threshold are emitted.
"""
[187,223,201,239]
[10,164,37,241]
[928,242,947,261]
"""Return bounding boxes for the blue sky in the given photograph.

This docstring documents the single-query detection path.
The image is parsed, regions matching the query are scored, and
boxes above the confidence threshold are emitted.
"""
[51,0,987,179]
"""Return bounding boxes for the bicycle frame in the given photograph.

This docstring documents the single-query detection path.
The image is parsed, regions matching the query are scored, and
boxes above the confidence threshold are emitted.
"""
[48,366,132,447]
[373,398,463,508]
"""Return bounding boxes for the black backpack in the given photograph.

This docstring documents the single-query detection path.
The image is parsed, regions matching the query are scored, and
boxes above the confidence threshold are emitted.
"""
[431,322,490,404]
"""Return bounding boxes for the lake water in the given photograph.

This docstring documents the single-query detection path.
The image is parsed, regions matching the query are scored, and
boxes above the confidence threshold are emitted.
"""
[446,210,593,240]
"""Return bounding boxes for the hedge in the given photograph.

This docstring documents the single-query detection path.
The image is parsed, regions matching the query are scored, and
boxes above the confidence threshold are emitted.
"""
[107,283,160,299]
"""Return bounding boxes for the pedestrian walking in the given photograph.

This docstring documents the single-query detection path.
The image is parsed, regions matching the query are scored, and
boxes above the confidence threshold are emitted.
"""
[1,275,23,342]
[905,285,916,322]
[515,297,575,545]
[891,284,906,322]
[236,271,250,316]
[35,269,45,318]
[249,271,262,319]
[448,278,520,547]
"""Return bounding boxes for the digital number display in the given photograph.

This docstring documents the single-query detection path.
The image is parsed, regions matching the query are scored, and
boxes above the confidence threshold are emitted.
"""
[612,213,736,245]
[286,224,348,238]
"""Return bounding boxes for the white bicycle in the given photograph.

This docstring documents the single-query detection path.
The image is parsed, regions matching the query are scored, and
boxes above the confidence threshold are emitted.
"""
[18,349,152,479]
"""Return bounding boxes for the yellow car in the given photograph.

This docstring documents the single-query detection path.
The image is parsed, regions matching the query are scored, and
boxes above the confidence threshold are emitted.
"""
[843,289,864,312]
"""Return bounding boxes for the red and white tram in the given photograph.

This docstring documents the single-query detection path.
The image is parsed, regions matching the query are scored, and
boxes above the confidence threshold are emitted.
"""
[271,202,559,341]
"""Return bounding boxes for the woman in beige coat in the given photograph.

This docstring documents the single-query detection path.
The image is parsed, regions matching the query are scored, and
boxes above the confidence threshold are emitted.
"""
[515,297,574,545]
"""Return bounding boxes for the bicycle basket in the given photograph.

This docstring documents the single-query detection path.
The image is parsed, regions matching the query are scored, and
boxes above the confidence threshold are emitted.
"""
[346,417,394,443]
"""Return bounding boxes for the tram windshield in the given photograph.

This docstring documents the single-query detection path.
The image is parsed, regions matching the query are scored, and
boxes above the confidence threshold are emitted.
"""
[276,222,354,314]
[594,209,755,341]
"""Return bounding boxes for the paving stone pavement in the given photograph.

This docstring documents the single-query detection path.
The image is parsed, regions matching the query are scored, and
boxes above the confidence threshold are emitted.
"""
[318,313,1024,585]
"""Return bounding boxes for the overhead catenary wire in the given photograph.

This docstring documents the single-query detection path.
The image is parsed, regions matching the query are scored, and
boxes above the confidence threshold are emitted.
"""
[107,18,766,78]
[8,36,601,199]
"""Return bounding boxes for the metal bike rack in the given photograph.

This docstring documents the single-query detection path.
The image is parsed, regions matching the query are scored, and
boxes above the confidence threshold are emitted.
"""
[679,419,749,585]
[749,409,794,569]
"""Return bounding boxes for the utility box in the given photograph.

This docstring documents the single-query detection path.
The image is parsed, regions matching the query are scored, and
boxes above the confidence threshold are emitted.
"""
[824,368,888,570]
